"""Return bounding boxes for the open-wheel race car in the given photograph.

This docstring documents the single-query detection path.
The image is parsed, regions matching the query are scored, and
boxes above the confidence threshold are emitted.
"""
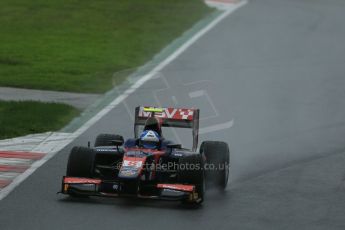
[60,106,230,205]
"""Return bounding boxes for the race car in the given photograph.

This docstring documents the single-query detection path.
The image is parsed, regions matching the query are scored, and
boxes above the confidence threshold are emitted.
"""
[60,106,230,205]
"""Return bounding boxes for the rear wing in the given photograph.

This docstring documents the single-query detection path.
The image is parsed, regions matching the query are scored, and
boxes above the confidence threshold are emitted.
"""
[134,106,200,151]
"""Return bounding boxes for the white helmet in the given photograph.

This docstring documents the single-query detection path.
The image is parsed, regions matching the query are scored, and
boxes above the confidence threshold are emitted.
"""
[139,130,160,149]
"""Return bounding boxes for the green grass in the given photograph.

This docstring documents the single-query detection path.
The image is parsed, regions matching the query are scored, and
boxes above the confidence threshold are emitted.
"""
[0,0,212,93]
[0,101,79,139]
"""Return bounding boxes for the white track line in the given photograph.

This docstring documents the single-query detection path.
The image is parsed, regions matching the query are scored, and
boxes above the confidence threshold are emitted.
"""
[0,1,247,201]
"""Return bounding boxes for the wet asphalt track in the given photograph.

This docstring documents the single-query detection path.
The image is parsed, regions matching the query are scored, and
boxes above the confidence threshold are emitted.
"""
[1,0,345,229]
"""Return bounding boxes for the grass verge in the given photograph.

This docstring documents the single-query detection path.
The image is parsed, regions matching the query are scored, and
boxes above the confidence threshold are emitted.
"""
[0,101,79,139]
[0,0,212,93]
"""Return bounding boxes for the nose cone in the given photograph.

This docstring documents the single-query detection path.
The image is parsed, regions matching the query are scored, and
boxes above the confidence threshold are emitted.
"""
[118,167,141,179]
[119,156,146,179]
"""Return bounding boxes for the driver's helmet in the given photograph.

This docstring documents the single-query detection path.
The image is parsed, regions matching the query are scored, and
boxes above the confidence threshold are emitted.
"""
[139,130,160,149]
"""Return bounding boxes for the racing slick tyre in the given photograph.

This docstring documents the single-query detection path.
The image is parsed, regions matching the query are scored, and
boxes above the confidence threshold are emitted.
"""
[94,134,124,147]
[178,154,205,205]
[66,147,96,197]
[200,141,230,190]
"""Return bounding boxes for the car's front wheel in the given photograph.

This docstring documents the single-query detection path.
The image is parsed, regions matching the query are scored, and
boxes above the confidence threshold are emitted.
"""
[66,146,96,197]
[178,154,205,205]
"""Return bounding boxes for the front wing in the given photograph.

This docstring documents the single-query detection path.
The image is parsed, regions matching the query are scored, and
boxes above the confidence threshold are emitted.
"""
[61,176,200,202]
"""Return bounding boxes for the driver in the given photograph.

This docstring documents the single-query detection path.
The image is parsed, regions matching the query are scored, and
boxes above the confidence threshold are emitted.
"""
[139,130,161,149]
[124,117,169,149]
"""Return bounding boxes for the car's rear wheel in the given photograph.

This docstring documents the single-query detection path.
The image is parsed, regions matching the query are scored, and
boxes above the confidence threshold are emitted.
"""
[178,154,205,205]
[94,134,124,147]
[200,141,230,190]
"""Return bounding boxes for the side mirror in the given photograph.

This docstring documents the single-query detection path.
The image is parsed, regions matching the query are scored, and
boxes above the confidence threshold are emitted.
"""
[166,144,182,149]
[110,139,124,146]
